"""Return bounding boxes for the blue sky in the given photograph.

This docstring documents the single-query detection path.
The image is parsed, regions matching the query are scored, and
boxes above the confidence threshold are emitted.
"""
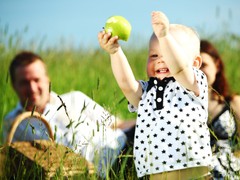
[0,0,240,49]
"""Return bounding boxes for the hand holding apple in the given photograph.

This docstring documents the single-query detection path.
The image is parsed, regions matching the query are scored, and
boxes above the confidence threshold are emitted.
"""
[104,15,132,41]
[98,31,120,54]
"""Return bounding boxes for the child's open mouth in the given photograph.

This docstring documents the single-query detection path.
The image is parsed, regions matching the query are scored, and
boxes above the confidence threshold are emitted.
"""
[156,68,168,74]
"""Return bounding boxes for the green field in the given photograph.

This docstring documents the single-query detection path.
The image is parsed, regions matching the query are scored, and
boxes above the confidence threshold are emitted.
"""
[0,25,240,179]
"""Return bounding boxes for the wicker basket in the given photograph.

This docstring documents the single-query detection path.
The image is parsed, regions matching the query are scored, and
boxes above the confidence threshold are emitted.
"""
[0,111,94,179]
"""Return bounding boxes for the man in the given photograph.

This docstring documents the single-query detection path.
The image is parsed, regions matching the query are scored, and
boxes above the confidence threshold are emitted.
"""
[3,51,135,176]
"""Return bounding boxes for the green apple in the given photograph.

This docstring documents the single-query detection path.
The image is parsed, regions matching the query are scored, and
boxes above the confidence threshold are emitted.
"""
[104,15,132,41]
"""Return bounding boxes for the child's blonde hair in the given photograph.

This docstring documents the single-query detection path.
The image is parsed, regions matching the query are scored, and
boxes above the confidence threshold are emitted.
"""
[169,24,200,60]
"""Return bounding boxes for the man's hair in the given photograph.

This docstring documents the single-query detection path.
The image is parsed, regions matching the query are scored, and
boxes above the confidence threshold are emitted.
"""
[9,51,46,83]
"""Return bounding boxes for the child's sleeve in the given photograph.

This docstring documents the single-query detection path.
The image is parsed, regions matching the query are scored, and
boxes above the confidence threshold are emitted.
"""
[127,80,148,113]
[189,68,208,107]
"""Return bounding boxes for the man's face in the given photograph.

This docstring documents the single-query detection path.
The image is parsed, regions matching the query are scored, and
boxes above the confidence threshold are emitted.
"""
[13,60,50,112]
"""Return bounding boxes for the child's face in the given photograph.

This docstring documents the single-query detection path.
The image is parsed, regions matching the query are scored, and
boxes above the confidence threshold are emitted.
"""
[147,35,171,80]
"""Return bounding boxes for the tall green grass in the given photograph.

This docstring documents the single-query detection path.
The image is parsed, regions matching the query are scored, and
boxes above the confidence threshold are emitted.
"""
[0,24,240,179]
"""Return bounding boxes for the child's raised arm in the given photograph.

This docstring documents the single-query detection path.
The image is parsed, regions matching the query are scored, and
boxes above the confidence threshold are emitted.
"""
[98,31,142,107]
[152,11,202,96]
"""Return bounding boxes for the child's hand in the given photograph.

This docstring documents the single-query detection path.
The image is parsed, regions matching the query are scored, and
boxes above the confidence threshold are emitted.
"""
[98,31,120,54]
[151,11,169,38]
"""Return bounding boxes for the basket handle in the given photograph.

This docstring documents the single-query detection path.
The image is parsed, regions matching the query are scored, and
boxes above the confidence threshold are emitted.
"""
[6,111,54,145]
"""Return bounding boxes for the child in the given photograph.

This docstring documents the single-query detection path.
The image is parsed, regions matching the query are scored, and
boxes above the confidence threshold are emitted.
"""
[98,11,212,179]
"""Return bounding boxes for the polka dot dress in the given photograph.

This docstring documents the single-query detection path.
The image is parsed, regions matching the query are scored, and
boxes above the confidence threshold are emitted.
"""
[128,68,212,177]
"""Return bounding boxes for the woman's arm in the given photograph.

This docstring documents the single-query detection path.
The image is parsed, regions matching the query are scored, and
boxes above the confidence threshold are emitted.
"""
[231,95,240,137]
